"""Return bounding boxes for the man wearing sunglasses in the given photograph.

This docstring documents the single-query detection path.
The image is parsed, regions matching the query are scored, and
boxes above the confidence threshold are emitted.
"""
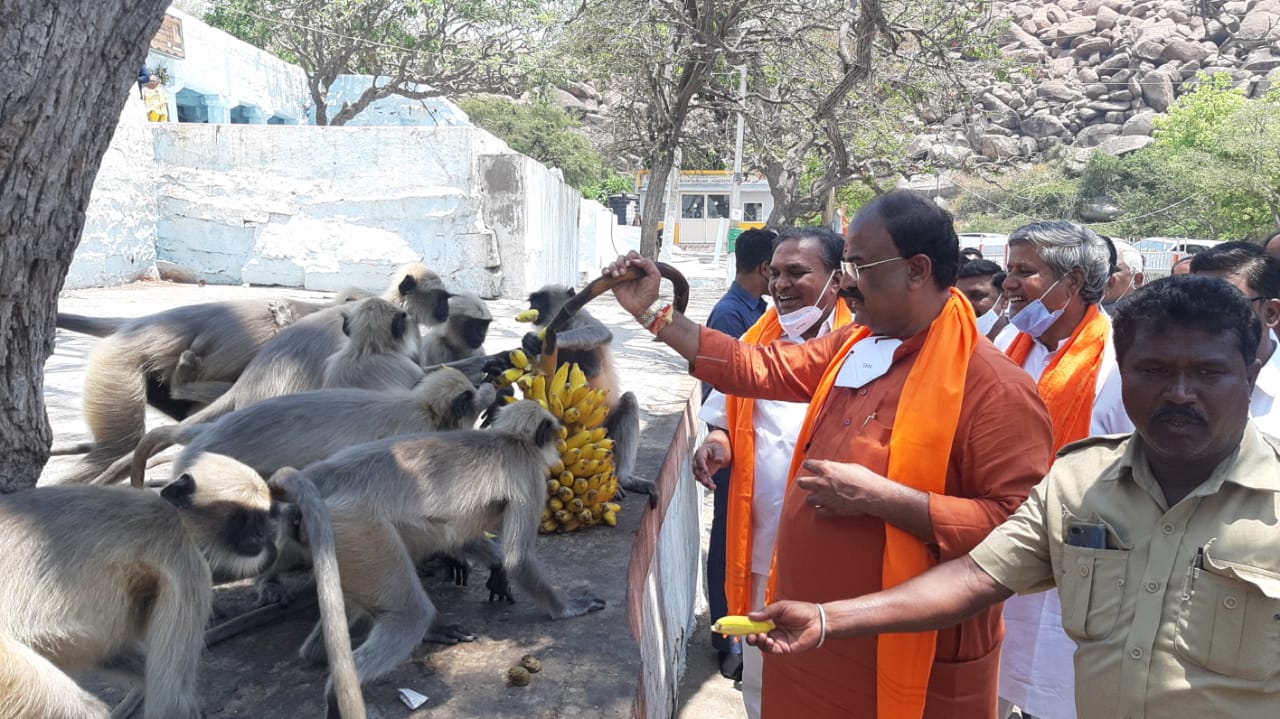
[604,189,1055,719]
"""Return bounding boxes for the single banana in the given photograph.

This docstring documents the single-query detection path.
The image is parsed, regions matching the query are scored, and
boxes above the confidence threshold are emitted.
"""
[529,375,548,405]
[563,430,593,452]
[577,509,594,525]
[568,363,588,390]
[712,616,777,636]
[509,349,531,369]
[602,510,617,527]
[562,406,581,425]
[501,367,525,384]
[515,309,540,323]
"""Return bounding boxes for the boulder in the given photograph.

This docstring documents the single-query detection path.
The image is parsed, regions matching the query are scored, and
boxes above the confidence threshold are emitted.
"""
[1037,80,1082,102]
[1020,113,1070,138]
[1236,11,1280,47]
[980,134,1023,160]
[1096,135,1154,155]
[1096,4,1122,29]
[1076,122,1124,146]
[1109,89,1135,101]
[1073,37,1112,57]
[1078,197,1122,221]
[1097,52,1131,72]
[1140,70,1176,112]
[1078,67,1101,83]
[1060,146,1098,176]
[1243,49,1280,74]
[1056,16,1098,41]
[929,144,974,166]
[1122,110,1158,136]
[1085,83,1110,98]
[1160,37,1211,63]
[1133,38,1168,62]
[1088,100,1132,112]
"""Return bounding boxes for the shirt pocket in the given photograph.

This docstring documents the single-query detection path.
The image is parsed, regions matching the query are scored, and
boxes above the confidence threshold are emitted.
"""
[1174,552,1280,681]
[1058,544,1129,641]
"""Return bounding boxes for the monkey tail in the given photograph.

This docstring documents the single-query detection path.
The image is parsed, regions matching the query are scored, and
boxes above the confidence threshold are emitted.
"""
[268,468,365,719]
[55,312,126,337]
[145,538,210,719]
[48,441,95,456]
[129,425,189,488]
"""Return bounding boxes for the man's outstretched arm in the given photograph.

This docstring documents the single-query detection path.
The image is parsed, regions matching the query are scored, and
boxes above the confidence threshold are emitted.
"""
[745,554,1014,655]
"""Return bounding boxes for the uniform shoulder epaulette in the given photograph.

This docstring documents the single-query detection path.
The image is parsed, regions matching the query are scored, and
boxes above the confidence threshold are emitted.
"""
[1054,432,1130,460]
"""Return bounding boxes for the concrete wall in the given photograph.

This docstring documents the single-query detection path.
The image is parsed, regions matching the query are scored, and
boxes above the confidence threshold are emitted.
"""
[628,389,705,718]
[68,93,161,289]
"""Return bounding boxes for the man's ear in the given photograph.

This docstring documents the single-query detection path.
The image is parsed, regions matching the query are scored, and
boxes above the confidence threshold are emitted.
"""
[1132,271,1145,289]
[1260,297,1280,329]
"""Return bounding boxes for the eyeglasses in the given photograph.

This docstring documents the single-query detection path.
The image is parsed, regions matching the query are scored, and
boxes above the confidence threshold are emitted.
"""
[1248,296,1270,304]
[840,256,903,282]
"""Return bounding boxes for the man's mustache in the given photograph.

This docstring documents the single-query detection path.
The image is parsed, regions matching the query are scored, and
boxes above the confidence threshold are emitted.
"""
[839,287,863,303]
[1152,405,1207,425]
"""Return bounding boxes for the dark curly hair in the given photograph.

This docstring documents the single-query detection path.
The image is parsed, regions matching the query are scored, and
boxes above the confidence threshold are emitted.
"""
[1112,274,1260,366]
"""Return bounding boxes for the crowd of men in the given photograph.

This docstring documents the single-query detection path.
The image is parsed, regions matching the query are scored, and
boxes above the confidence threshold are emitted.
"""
[602,191,1280,719]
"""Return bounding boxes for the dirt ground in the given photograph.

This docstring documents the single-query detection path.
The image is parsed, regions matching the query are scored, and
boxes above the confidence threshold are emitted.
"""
[40,252,746,718]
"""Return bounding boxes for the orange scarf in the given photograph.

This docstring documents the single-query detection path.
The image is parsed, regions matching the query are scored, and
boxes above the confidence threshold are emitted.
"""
[770,289,978,719]
[1005,303,1110,454]
[722,301,854,615]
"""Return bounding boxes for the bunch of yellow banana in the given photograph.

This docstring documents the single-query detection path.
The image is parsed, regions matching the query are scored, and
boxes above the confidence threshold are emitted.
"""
[534,361,621,533]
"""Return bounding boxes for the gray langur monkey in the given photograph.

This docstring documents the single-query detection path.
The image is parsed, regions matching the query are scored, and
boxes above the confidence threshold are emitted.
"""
[321,297,426,390]
[59,297,425,487]
[88,368,493,487]
[0,454,363,719]
[524,285,655,506]
[421,293,491,366]
[261,400,606,706]
[341,262,452,332]
[53,297,329,483]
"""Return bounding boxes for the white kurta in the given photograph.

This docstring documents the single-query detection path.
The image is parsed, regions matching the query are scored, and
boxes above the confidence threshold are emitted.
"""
[996,319,1131,719]
[1250,332,1280,439]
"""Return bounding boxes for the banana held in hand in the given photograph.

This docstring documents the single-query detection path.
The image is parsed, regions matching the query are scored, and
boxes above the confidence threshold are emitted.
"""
[712,616,776,636]
[515,309,540,323]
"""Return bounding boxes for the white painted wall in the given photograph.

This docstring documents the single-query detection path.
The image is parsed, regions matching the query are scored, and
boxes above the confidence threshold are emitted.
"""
[67,92,160,290]
[69,8,622,299]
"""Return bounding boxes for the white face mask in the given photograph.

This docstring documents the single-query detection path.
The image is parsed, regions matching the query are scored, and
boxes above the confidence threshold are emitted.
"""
[778,271,836,341]
[1010,278,1069,338]
[975,295,1001,335]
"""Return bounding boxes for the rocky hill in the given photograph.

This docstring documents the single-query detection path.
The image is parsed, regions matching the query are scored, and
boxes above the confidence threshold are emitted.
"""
[912,0,1280,167]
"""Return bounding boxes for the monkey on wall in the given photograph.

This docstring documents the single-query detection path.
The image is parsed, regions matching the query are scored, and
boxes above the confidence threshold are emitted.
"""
[260,400,605,700]
[524,285,656,506]
[421,293,491,366]
[0,454,362,719]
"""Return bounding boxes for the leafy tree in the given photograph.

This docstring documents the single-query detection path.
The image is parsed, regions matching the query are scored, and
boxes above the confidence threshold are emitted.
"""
[457,95,610,194]
[206,0,561,125]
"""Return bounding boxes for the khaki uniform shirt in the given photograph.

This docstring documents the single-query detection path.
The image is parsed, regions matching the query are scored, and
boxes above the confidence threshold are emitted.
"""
[971,423,1280,719]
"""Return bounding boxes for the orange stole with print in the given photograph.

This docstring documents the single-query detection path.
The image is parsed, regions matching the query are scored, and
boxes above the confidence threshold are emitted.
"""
[770,289,978,719]
[721,301,854,615]
[1005,303,1110,453]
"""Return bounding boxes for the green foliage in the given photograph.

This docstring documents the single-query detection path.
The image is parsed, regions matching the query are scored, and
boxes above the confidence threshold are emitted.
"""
[580,174,636,203]
[1152,73,1247,152]
[457,95,610,196]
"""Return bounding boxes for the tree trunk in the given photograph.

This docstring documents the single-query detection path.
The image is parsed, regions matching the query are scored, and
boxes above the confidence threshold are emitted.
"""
[640,151,675,259]
[0,0,170,491]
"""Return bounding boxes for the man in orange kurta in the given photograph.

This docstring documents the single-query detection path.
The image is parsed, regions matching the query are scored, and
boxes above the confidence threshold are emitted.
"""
[604,190,1054,719]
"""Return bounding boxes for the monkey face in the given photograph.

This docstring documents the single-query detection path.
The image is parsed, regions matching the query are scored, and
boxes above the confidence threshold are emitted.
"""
[161,460,280,581]
[391,311,408,341]
[428,290,452,324]
[460,318,490,349]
